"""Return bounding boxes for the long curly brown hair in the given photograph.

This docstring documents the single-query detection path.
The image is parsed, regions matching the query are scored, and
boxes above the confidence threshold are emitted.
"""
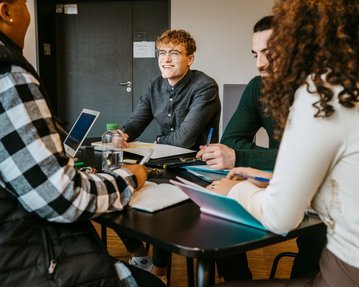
[262,0,359,140]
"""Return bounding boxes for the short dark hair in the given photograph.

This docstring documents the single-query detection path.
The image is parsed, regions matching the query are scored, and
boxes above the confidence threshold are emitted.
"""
[253,16,274,33]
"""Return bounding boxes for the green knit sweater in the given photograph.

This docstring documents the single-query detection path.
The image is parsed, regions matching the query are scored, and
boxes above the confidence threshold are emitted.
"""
[221,76,279,170]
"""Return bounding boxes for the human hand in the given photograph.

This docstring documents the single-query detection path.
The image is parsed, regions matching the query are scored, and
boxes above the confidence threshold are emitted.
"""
[206,178,241,196]
[227,167,272,188]
[122,132,129,148]
[196,144,235,170]
[122,164,148,190]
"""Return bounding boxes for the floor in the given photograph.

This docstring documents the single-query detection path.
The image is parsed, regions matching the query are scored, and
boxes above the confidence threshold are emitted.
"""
[93,222,298,286]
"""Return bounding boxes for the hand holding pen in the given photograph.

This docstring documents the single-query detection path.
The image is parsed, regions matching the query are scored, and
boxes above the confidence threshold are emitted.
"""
[195,128,214,161]
[206,127,214,146]
[227,167,272,188]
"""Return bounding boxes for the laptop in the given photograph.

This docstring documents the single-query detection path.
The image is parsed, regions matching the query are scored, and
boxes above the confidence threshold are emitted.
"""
[63,109,100,157]
[170,177,267,231]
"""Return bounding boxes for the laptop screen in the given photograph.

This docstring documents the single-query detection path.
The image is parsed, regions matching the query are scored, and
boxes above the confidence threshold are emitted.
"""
[63,109,100,157]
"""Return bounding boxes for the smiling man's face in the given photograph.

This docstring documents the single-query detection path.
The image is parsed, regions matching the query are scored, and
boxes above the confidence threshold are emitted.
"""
[157,43,194,86]
[252,29,272,77]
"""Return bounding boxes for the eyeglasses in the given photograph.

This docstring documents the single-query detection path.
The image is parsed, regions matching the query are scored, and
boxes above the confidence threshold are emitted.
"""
[156,49,186,59]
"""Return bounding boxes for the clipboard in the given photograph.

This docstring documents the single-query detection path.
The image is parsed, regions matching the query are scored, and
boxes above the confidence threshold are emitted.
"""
[145,153,202,168]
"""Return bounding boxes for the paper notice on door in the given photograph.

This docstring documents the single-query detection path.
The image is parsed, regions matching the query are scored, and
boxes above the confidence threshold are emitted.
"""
[133,41,155,58]
[64,4,78,15]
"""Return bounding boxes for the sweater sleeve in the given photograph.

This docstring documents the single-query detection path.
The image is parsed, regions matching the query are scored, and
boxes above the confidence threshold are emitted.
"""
[221,76,278,170]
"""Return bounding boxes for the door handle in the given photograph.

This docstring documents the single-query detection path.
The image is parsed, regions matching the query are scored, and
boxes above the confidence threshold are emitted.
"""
[119,81,132,87]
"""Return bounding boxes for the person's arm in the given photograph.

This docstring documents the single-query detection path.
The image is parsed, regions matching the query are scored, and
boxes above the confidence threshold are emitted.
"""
[221,77,278,170]
[122,84,154,141]
[227,86,342,234]
[158,81,220,148]
[0,69,146,223]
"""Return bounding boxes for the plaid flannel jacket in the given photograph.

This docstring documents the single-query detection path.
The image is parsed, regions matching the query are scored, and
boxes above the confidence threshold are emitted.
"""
[0,50,133,224]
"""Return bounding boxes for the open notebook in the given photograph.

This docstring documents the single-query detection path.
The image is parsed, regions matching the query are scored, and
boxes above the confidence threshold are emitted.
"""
[170,177,267,231]
[129,181,189,212]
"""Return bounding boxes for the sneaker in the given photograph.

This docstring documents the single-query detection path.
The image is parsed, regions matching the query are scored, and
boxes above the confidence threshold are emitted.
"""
[157,275,167,286]
[128,256,153,272]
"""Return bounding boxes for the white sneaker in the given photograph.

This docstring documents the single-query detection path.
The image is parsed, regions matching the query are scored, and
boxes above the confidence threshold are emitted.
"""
[157,275,167,285]
[128,256,153,272]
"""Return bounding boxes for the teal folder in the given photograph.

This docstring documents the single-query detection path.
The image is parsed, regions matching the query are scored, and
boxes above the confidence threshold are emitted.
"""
[170,177,267,231]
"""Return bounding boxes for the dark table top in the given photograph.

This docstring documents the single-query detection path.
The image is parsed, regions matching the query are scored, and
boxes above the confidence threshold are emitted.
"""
[77,147,325,260]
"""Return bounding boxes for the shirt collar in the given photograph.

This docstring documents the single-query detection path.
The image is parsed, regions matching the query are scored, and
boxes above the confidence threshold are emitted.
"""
[166,69,193,92]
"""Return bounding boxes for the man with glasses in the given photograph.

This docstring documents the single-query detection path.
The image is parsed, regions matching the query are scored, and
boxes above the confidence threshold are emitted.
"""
[118,29,220,282]
[122,29,221,150]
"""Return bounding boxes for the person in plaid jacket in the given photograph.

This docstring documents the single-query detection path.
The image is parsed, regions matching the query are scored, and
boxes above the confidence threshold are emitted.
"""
[0,1,163,286]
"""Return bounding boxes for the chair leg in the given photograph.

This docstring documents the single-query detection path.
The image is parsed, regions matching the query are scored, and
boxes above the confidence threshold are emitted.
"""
[101,224,107,249]
[145,241,150,252]
[166,254,172,287]
[186,257,195,287]
[269,252,297,279]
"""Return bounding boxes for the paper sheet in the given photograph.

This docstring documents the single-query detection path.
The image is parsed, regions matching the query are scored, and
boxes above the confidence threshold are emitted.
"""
[129,181,189,212]
[92,141,195,159]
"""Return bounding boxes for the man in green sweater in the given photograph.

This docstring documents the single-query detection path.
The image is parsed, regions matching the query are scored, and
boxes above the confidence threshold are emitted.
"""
[196,17,278,171]
[196,15,326,281]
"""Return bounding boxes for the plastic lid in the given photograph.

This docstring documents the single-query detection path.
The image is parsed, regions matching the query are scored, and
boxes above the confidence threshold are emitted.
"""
[106,123,119,130]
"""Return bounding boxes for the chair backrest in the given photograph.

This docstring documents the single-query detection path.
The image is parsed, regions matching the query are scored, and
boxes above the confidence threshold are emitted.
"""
[222,84,247,131]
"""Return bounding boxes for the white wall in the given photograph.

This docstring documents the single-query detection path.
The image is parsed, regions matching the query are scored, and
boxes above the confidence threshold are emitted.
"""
[24,0,37,69]
[26,0,274,85]
[172,0,273,88]
[171,0,274,136]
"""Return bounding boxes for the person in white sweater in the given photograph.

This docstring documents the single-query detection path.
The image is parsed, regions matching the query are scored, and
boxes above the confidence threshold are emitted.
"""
[212,0,359,286]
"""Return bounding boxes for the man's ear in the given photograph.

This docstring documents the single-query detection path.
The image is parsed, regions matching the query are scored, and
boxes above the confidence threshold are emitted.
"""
[0,2,12,24]
[187,54,195,67]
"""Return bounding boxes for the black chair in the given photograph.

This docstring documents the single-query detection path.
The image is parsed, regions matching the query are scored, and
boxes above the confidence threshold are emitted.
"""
[102,224,195,287]
[269,252,298,279]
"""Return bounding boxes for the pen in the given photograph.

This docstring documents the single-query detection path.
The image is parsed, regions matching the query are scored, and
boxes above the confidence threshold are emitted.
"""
[236,174,270,182]
[206,128,213,146]
[139,148,154,165]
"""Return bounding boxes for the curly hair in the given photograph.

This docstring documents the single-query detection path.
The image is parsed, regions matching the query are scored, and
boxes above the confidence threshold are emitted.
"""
[156,29,197,55]
[262,0,359,139]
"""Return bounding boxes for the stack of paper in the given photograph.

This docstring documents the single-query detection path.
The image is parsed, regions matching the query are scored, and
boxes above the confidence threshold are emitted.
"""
[92,141,194,159]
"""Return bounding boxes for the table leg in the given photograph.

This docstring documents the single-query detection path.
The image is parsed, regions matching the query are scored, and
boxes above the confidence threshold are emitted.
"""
[101,223,107,249]
[196,258,213,287]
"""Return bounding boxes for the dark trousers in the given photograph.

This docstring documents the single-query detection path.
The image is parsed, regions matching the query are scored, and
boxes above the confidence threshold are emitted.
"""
[216,253,252,281]
[290,227,327,278]
[216,226,327,281]
[214,247,359,286]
